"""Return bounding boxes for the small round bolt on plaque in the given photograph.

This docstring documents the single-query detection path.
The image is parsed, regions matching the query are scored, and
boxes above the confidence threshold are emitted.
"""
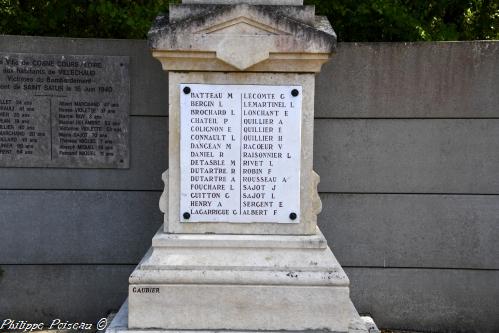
[289,212,297,220]
[183,212,191,219]
[291,89,299,97]
[183,86,191,94]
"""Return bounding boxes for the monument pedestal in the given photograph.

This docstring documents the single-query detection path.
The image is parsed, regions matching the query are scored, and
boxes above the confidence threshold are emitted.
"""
[106,1,376,332]
[108,229,369,333]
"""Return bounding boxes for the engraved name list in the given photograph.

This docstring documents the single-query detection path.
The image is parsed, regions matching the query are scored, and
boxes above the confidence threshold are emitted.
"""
[0,52,129,168]
[180,84,302,223]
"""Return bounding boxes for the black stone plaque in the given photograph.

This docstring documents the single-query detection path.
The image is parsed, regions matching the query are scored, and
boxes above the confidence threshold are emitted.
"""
[0,52,129,168]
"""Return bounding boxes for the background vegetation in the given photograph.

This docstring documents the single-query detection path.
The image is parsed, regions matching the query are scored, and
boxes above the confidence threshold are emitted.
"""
[0,0,497,41]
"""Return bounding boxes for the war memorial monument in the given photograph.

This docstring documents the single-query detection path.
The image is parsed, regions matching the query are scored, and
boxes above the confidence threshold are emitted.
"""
[105,0,374,332]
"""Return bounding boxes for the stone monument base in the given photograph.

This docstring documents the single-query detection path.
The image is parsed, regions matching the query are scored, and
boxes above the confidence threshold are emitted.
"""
[106,229,372,333]
[106,300,374,333]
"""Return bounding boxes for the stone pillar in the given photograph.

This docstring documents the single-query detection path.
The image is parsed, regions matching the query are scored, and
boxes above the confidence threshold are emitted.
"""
[107,1,371,332]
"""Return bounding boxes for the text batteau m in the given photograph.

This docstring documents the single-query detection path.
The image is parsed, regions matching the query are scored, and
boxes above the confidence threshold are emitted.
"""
[180,84,302,223]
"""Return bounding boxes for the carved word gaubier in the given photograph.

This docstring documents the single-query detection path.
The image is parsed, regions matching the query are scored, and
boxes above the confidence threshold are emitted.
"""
[180,84,302,223]
[0,52,129,168]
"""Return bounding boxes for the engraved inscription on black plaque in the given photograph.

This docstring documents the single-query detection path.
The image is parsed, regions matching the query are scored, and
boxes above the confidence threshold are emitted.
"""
[0,53,129,168]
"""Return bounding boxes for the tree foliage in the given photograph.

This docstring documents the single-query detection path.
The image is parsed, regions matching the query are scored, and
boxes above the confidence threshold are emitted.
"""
[0,0,497,41]
[308,0,499,41]
[0,0,179,39]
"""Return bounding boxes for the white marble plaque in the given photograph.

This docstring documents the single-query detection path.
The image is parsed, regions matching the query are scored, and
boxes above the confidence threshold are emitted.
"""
[180,84,302,223]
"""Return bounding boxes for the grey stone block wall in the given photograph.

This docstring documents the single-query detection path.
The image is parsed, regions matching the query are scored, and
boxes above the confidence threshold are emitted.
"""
[0,35,498,333]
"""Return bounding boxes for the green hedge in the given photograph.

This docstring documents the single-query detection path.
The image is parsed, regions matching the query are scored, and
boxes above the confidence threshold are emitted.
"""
[0,0,497,41]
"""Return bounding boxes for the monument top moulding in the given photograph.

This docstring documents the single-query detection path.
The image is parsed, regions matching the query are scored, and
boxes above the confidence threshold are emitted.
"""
[148,1,336,72]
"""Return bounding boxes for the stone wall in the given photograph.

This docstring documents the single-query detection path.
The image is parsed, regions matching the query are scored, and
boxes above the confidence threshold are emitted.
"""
[0,35,498,332]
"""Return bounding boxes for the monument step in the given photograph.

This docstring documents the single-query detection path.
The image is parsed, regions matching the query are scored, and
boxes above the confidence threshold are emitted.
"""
[151,229,328,249]
[129,229,349,286]
[107,299,372,333]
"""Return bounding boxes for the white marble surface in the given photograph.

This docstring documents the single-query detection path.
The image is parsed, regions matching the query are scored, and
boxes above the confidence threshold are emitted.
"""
[179,84,302,224]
